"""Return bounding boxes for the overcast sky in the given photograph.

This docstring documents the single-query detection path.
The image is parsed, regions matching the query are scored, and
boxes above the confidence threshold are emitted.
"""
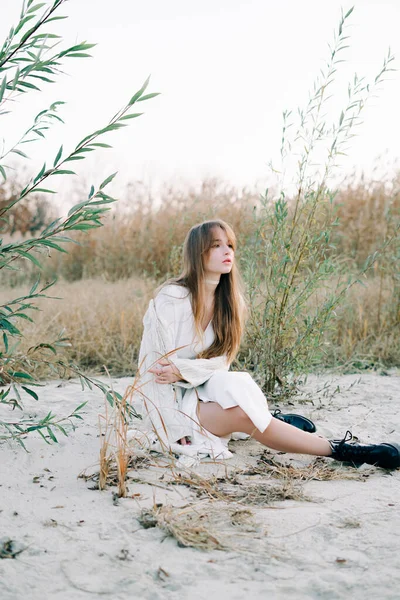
[1,0,400,204]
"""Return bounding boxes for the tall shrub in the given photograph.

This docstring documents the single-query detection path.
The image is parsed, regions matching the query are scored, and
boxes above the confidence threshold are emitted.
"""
[240,7,399,394]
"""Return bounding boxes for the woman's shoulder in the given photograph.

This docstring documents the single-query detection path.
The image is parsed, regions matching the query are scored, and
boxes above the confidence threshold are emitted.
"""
[155,283,190,302]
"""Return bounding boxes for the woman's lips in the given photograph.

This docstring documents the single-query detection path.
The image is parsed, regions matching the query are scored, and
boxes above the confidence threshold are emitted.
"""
[223,259,232,264]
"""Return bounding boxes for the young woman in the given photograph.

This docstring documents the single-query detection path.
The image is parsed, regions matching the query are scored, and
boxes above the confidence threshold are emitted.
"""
[133,219,400,469]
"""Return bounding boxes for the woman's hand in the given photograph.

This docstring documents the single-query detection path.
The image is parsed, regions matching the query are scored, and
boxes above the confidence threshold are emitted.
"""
[148,358,182,384]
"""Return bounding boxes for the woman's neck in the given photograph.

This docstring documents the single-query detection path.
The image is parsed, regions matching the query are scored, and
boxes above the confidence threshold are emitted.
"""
[203,276,220,294]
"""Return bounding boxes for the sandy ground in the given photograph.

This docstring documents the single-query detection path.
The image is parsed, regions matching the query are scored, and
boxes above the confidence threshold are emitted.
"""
[1,372,400,600]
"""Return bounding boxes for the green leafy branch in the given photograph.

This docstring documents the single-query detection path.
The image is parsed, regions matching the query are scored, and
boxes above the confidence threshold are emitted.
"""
[0,101,65,174]
[0,401,87,450]
[0,0,153,445]
[0,1,95,107]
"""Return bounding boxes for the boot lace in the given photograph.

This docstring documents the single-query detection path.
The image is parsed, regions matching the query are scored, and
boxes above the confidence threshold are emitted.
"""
[336,430,371,459]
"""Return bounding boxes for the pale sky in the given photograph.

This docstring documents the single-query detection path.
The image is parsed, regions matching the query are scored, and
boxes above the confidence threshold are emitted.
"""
[1,0,400,204]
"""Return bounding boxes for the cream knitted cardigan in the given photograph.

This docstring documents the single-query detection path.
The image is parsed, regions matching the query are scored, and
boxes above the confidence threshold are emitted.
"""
[130,285,233,459]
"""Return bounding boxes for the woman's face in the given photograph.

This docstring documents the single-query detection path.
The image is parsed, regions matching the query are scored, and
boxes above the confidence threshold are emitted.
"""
[203,227,235,277]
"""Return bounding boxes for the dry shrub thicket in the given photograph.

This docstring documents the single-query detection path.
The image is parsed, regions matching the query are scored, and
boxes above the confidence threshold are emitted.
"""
[1,171,399,375]
[0,172,56,237]
[41,178,258,282]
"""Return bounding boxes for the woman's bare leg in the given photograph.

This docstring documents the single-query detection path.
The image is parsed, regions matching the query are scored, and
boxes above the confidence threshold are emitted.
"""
[198,402,332,456]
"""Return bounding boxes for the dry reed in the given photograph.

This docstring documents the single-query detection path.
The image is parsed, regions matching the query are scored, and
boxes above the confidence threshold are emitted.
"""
[97,370,146,496]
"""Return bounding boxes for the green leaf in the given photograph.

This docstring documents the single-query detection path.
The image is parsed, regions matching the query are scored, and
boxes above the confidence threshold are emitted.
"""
[15,14,36,35]
[46,426,58,443]
[137,92,160,102]
[67,200,90,216]
[52,235,75,243]
[73,147,95,154]
[129,75,150,105]
[29,277,40,295]
[52,169,76,175]
[65,53,93,58]
[0,319,21,335]
[34,162,46,184]
[38,429,51,444]
[67,223,100,231]
[12,372,34,380]
[89,143,112,148]
[53,144,63,166]
[31,33,60,40]
[56,424,68,437]
[0,76,7,102]
[119,113,143,120]
[99,172,117,189]
[3,332,8,352]
[21,386,39,400]
[12,313,34,322]
[58,42,96,58]
[49,100,66,110]
[17,80,40,91]
[14,249,42,269]
[0,165,6,182]
[106,390,115,406]
[27,3,47,13]
[11,68,20,91]
[73,401,88,413]
[38,240,67,253]
[40,216,62,236]
[46,15,68,23]
[11,149,29,159]
[34,188,56,194]
[89,198,117,206]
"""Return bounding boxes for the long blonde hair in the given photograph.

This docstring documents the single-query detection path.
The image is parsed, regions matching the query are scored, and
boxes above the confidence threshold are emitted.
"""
[163,219,246,362]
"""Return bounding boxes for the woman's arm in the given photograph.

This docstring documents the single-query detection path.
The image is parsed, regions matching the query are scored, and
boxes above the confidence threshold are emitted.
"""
[152,286,229,387]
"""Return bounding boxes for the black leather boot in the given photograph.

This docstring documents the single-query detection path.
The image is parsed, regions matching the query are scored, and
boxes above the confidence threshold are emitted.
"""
[273,409,316,433]
[329,431,400,469]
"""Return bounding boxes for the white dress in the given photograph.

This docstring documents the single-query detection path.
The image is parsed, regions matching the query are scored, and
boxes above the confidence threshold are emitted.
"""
[131,284,272,459]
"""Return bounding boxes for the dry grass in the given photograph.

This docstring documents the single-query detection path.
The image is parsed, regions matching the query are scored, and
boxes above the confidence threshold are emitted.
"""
[303,274,400,368]
[169,469,306,504]
[251,452,365,481]
[98,379,131,497]
[131,453,367,550]
[138,500,258,551]
[1,274,398,378]
[0,277,153,378]
[334,173,400,266]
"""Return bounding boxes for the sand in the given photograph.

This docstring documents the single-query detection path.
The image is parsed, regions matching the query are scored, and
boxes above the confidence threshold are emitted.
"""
[1,371,400,600]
